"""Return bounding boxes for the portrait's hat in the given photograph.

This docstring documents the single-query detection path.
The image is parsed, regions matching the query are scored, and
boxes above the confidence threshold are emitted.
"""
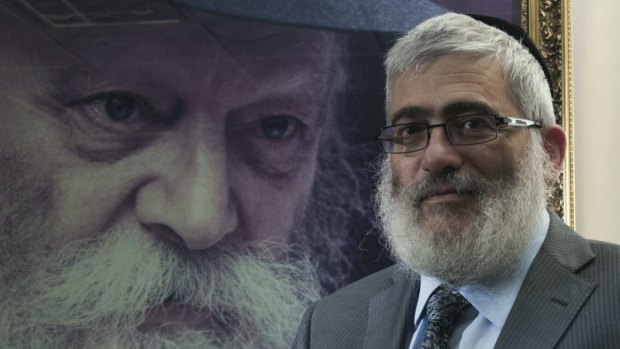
[174,0,446,31]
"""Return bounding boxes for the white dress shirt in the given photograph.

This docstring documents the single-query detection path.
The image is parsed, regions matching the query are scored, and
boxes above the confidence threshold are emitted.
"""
[408,209,550,349]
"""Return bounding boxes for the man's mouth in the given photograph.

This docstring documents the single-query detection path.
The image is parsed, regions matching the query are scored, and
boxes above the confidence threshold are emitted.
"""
[418,187,465,204]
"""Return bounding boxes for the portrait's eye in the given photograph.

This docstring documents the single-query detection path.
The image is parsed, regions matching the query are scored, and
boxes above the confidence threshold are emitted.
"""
[63,91,174,161]
[102,94,136,121]
[229,112,312,178]
[75,92,145,127]
[260,115,299,140]
[66,91,168,133]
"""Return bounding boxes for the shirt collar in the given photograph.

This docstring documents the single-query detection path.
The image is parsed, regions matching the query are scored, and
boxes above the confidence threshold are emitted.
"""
[414,208,549,328]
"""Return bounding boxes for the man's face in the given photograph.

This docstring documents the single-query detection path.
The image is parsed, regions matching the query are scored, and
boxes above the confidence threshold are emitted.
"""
[387,53,530,232]
[0,6,334,348]
[378,53,548,285]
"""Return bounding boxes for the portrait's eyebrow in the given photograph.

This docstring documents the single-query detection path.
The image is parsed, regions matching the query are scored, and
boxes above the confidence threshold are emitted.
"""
[390,105,433,125]
[441,100,498,117]
[43,62,94,104]
[17,61,93,115]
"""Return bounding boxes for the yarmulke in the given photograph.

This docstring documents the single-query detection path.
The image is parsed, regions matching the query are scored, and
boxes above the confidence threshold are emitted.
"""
[469,14,553,89]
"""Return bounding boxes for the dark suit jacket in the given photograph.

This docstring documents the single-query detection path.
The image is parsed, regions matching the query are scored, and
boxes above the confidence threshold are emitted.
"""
[293,212,620,348]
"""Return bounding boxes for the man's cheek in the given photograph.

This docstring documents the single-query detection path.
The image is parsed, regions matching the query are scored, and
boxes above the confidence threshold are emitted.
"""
[389,155,421,191]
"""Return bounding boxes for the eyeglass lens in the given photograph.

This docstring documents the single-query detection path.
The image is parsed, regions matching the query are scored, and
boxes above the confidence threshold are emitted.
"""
[380,114,498,153]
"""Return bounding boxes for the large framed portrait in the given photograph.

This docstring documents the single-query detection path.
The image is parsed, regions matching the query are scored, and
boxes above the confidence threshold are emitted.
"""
[0,0,573,347]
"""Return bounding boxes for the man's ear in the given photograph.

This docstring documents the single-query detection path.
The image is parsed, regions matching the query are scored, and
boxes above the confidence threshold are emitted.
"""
[541,125,567,184]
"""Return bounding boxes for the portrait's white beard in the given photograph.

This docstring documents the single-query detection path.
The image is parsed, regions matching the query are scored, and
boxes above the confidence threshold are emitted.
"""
[0,131,364,348]
[0,223,319,349]
[377,137,548,287]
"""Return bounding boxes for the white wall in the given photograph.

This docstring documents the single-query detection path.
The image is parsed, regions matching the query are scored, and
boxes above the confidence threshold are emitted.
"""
[573,0,620,244]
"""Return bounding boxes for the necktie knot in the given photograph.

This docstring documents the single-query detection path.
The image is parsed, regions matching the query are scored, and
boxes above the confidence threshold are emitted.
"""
[422,286,471,349]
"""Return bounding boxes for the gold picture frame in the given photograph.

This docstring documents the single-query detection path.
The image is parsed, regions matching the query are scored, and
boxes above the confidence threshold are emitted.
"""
[522,0,575,228]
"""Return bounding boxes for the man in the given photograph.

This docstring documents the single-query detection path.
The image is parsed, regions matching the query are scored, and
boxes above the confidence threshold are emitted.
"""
[0,1,369,348]
[294,13,620,348]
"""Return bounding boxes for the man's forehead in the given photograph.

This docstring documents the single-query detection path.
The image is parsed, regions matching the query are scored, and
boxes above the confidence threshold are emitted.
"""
[388,55,515,122]
[393,54,507,89]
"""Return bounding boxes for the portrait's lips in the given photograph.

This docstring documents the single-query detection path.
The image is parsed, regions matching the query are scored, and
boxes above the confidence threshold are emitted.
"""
[139,302,211,330]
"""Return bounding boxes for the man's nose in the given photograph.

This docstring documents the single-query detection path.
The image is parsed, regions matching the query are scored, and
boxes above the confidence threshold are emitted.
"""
[419,126,463,173]
[135,139,238,250]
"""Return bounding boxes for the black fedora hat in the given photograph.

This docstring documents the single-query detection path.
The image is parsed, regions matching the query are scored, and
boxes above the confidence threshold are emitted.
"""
[174,0,447,31]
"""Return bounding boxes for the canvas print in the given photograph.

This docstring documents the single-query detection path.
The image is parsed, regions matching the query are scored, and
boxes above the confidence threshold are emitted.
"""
[0,0,521,347]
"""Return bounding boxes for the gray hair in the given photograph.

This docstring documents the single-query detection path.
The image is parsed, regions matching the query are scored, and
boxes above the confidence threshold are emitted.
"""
[384,13,555,126]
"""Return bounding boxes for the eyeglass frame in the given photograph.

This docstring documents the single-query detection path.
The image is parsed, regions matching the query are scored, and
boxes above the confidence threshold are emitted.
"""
[375,114,543,154]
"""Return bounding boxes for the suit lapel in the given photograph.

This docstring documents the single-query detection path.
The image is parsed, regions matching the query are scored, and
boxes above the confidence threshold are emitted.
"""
[363,270,419,349]
[495,212,597,348]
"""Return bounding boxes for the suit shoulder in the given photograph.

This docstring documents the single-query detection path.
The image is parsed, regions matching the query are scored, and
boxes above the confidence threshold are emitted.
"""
[299,265,415,348]
[583,239,620,275]
[588,239,620,256]
[326,266,404,297]
[312,265,409,314]
[559,239,620,346]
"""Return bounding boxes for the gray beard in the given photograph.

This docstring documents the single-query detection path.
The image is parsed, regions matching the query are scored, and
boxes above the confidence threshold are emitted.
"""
[376,137,548,287]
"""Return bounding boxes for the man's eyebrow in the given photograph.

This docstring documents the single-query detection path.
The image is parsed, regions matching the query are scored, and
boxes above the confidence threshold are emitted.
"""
[389,101,499,125]
[390,106,433,125]
[442,101,498,116]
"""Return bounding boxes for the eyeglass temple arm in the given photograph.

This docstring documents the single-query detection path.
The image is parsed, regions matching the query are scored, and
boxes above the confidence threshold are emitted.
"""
[500,116,543,128]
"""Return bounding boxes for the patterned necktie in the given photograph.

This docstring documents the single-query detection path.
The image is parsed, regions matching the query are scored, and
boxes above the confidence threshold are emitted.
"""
[422,286,471,349]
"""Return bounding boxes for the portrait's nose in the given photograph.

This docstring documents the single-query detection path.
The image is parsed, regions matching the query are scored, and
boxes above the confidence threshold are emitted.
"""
[135,136,238,250]
[419,126,463,174]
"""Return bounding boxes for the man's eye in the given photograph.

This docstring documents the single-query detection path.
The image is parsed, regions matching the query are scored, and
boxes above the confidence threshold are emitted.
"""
[395,124,424,137]
[460,116,494,130]
[259,115,300,140]
[403,127,418,135]
[464,120,483,129]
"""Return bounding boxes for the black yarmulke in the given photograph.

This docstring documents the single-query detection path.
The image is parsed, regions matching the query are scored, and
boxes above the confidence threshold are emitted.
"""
[469,14,553,90]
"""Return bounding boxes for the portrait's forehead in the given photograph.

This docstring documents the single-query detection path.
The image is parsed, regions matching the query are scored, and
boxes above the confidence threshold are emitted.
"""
[185,8,332,42]
[3,0,333,62]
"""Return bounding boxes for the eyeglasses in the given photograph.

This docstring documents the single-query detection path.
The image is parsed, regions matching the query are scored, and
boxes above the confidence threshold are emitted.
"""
[376,114,542,154]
